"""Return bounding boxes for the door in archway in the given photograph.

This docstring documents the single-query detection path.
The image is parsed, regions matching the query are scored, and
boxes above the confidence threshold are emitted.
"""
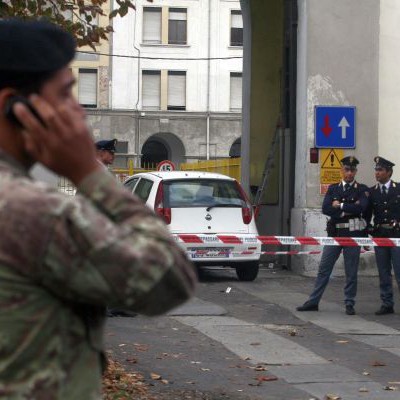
[141,139,168,168]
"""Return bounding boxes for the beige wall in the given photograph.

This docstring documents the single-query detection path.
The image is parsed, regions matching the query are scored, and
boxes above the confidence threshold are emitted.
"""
[379,0,400,180]
[70,1,111,108]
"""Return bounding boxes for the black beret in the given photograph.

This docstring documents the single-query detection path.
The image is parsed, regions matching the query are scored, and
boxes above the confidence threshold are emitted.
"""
[374,156,395,169]
[340,156,359,168]
[96,139,117,153]
[0,19,75,73]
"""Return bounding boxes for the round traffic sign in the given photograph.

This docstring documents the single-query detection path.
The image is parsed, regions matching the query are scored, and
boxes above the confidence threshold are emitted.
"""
[157,160,176,172]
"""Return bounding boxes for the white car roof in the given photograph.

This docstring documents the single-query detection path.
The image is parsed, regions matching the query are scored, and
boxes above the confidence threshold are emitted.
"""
[126,171,236,181]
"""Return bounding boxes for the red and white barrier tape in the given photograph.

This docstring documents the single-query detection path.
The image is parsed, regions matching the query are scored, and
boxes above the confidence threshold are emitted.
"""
[174,234,400,248]
[262,250,374,255]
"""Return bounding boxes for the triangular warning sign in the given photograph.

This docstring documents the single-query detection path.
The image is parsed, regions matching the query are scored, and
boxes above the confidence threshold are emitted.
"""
[321,149,342,169]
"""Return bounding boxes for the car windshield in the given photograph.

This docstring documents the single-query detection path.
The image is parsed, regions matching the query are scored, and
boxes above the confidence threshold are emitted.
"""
[163,179,245,208]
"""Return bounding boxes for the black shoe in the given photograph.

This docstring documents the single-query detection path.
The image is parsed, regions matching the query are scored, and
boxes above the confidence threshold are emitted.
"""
[296,302,319,312]
[345,305,355,315]
[107,309,137,317]
[375,305,394,315]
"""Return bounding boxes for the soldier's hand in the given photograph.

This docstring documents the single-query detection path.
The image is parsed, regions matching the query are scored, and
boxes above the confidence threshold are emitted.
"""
[332,200,341,208]
[13,93,101,184]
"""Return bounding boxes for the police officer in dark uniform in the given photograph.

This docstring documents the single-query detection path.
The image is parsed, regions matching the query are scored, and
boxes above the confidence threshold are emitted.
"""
[95,138,117,167]
[367,156,400,315]
[297,157,369,315]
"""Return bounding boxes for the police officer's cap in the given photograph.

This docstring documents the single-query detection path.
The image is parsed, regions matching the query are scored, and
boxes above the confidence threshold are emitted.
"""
[96,139,117,153]
[0,19,75,73]
[341,156,359,169]
[374,156,395,170]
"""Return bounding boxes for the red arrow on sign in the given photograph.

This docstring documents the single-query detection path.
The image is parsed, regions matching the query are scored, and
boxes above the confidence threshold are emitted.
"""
[321,115,332,137]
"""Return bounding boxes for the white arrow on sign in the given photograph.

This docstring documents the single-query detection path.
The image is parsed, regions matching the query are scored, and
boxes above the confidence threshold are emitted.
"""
[338,117,350,139]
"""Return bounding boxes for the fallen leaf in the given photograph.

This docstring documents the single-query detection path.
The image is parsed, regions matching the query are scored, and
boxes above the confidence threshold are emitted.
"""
[336,340,349,344]
[254,365,267,371]
[150,373,162,380]
[362,371,370,376]
[200,368,211,372]
[102,357,153,399]
[161,379,169,384]
[190,361,201,364]
[383,386,398,391]
[324,394,341,400]
[257,375,278,382]
[125,357,137,364]
[289,329,297,336]
[371,361,386,367]
[225,287,232,293]
[359,387,369,392]
[133,343,149,352]
[118,343,126,347]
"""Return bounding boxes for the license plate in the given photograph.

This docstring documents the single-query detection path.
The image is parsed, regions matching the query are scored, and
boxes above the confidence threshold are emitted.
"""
[189,247,232,259]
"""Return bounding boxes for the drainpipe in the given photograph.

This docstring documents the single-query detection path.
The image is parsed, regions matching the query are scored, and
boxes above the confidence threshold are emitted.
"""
[108,0,114,108]
[133,4,141,165]
[206,0,211,160]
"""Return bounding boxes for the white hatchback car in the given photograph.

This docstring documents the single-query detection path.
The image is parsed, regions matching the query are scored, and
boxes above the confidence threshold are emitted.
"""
[124,171,261,281]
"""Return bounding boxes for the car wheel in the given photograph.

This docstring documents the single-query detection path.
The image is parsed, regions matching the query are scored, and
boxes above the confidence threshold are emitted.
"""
[235,261,259,281]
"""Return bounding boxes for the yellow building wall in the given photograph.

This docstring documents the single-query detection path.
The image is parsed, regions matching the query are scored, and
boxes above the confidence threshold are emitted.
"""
[249,0,284,204]
[70,1,111,108]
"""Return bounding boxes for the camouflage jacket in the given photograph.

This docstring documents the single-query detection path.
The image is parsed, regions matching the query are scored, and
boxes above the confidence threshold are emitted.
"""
[0,151,196,399]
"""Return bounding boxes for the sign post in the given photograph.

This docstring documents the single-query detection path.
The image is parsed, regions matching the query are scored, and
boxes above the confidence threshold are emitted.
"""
[157,160,176,172]
[320,149,344,195]
[315,106,356,148]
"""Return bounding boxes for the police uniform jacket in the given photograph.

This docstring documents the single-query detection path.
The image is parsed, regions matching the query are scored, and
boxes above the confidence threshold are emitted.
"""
[322,181,369,237]
[367,180,400,237]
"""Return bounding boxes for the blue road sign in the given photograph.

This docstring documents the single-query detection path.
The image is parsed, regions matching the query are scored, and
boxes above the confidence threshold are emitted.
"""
[315,106,356,148]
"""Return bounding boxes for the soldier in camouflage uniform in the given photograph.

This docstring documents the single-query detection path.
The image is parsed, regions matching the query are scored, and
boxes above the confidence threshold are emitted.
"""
[0,19,196,399]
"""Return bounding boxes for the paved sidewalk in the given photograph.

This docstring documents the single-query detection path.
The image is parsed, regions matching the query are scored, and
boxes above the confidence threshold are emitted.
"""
[106,266,400,400]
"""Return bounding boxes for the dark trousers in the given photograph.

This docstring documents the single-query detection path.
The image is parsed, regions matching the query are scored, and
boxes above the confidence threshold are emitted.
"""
[374,247,400,307]
[307,245,361,306]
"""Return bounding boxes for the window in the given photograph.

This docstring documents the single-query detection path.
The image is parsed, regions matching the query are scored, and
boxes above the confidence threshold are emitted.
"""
[230,72,242,111]
[168,8,187,45]
[142,70,161,110]
[78,69,97,108]
[143,7,161,44]
[133,179,154,202]
[168,71,186,110]
[124,177,140,193]
[230,10,243,47]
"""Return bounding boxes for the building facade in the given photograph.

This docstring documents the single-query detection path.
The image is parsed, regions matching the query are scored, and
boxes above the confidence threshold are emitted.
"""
[83,0,244,169]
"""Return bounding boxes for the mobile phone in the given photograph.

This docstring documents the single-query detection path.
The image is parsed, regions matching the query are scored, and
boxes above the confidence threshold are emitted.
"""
[4,95,46,128]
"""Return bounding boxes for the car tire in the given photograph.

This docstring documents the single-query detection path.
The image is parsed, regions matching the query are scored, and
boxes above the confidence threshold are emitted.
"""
[235,261,259,281]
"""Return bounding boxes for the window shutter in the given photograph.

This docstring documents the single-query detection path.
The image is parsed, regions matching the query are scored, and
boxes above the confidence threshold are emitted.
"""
[230,73,242,111]
[231,12,243,28]
[142,71,161,110]
[168,8,187,44]
[169,10,187,21]
[78,69,97,107]
[168,72,186,109]
[143,8,161,43]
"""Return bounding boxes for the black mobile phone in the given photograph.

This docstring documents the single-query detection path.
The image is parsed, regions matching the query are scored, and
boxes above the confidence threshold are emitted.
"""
[4,95,46,128]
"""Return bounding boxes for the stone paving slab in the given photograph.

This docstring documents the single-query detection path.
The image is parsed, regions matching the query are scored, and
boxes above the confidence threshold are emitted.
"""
[294,381,400,400]
[174,316,328,366]
[235,283,400,335]
[268,364,369,384]
[344,334,400,348]
[168,297,227,316]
